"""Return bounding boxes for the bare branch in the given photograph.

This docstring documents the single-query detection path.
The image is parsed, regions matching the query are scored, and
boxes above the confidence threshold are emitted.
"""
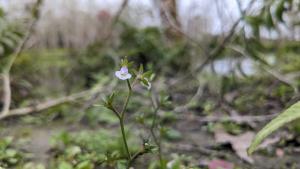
[0,85,106,120]
[169,0,256,87]
[179,113,278,124]
[112,0,129,26]
[103,0,129,41]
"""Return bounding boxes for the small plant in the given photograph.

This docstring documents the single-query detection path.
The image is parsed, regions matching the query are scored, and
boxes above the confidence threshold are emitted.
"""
[103,57,167,168]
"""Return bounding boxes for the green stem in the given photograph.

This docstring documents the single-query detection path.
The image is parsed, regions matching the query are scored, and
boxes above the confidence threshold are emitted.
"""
[150,125,163,167]
[121,80,132,118]
[120,118,131,160]
[149,92,164,167]
[128,149,146,167]
[119,79,132,167]
[150,106,159,130]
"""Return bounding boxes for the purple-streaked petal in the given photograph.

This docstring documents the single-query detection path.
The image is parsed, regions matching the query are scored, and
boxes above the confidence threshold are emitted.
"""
[120,66,128,74]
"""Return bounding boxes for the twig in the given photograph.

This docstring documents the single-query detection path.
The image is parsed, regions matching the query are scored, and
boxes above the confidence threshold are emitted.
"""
[180,114,278,124]
[159,1,206,51]
[262,66,298,93]
[148,88,164,167]
[0,85,106,120]
[127,148,147,167]
[112,0,129,26]
[103,0,129,41]
[229,32,298,93]
[169,0,257,87]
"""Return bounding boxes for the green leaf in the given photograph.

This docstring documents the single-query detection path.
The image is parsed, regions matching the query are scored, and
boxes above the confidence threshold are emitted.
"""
[108,92,115,104]
[140,77,151,90]
[142,71,153,79]
[265,8,274,29]
[138,64,144,74]
[66,146,81,158]
[58,161,73,169]
[116,160,127,169]
[275,0,285,22]
[248,101,300,155]
[75,161,93,169]
[245,16,263,27]
[163,128,182,140]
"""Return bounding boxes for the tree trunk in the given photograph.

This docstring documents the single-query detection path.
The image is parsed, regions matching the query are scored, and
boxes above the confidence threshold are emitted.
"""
[155,0,182,40]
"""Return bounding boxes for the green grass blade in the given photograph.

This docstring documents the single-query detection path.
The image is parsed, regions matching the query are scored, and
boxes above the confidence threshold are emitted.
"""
[248,101,300,155]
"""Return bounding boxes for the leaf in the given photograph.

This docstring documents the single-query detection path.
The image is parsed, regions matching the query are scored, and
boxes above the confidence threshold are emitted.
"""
[215,131,254,163]
[108,92,115,104]
[75,161,93,169]
[265,8,274,29]
[66,146,81,158]
[140,77,151,90]
[245,44,268,65]
[244,16,263,27]
[142,70,153,79]
[275,0,285,22]
[248,101,300,155]
[208,159,234,169]
[58,161,73,169]
[164,129,181,140]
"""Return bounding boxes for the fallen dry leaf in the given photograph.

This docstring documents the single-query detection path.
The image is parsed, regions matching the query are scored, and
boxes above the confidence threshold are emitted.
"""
[276,148,284,157]
[215,130,279,163]
[208,159,234,169]
[215,131,254,163]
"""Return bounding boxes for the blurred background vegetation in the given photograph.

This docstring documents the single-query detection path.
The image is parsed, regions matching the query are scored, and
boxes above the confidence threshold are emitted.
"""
[0,0,300,168]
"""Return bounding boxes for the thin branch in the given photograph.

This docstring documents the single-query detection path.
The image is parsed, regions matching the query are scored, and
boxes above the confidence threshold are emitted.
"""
[129,149,146,165]
[262,66,298,93]
[159,1,206,51]
[169,0,256,87]
[229,45,298,93]
[112,0,129,26]
[0,85,106,120]
[103,0,129,41]
[180,114,278,124]
[148,88,164,167]
[110,106,121,119]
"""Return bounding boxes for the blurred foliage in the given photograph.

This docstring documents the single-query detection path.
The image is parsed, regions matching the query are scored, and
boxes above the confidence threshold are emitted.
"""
[50,130,145,169]
[118,24,190,73]
[48,129,199,169]
[0,8,23,72]
[0,137,23,168]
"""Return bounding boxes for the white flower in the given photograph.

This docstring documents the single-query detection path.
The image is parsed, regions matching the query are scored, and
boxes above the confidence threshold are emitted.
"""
[167,160,176,169]
[115,66,132,80]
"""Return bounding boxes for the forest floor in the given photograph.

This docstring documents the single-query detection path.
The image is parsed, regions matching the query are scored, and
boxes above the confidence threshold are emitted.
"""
[1,76,299,169]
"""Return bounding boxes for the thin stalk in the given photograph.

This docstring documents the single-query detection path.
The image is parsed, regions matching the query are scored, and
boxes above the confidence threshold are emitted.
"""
[150,127,163,167]
[149,91,164,167]
[119,79,132,165]
[121,80,132,118]
[128,149,146,167]
[110,106,121,119]
[120,118,131,160]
